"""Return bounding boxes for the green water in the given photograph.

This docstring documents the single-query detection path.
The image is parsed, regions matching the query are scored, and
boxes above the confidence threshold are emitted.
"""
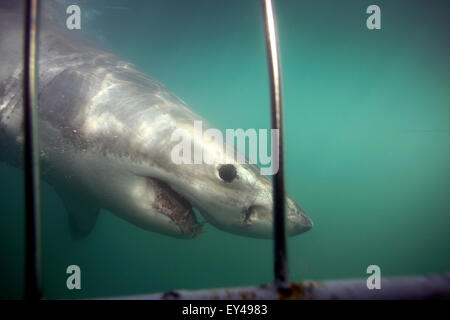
[1,0,449,299]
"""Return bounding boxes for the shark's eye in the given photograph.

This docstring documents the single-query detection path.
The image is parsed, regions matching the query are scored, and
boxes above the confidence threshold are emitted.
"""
[218,164,237,183]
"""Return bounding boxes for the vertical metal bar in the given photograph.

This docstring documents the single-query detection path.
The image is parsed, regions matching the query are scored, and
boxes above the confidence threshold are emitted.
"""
[23,0,42,300]
[261,0,289,290]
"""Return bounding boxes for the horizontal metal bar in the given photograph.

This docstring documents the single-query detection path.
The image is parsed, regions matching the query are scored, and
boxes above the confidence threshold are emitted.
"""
[100,274,450,300]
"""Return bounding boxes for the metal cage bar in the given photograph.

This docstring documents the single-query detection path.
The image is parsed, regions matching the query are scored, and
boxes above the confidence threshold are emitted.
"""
[23,0,42,300]
[261,0,290,290]
[104,274,450,300]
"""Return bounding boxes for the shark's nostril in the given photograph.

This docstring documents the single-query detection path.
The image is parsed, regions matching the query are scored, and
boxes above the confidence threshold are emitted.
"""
[243,205,264,226]
[243,205,272,226]
[242,206,256,226]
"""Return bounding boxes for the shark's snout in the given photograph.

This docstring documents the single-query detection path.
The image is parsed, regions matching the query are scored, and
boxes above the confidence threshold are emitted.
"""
[287,198,313,236]
[213,194,313,239]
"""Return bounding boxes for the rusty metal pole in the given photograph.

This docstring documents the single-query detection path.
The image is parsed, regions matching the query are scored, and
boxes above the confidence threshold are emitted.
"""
[261,0,290,291]
[103,274,450,300]
[23,0,42,300]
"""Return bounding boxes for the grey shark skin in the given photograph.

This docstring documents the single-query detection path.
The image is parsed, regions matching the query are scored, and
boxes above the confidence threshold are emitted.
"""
[0,3,313,239]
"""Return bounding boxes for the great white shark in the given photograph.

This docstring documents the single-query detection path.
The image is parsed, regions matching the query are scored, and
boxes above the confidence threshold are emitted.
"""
[0,2,313,239]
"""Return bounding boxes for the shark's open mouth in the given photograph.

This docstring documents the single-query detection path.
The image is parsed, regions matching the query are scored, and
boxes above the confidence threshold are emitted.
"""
[146,177,202,237]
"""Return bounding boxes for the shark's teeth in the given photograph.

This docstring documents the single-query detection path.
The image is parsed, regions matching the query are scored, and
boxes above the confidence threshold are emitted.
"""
[146,177,201,237]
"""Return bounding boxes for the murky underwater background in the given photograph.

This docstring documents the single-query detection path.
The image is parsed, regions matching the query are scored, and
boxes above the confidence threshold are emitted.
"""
[1,0,450,299]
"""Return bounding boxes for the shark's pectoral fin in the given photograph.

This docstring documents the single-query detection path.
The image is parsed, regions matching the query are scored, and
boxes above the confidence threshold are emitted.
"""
[62,195,100,239]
